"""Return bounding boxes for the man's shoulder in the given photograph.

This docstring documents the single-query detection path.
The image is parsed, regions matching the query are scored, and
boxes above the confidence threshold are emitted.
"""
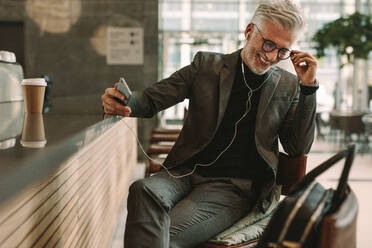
[271,66,300,94]
[273,66,298,82]
[193,50,225,62]
[193,49,240,68]
[274,66,297,79]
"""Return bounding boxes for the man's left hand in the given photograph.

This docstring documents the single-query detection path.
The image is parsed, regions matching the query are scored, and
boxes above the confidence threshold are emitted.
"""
[290,50,318,85]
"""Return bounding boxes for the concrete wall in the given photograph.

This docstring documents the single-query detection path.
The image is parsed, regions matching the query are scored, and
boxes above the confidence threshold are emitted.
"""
[0,0,159,159]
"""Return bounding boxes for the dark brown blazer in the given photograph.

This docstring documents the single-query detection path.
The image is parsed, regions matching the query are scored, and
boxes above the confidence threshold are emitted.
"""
[128,49,316,207]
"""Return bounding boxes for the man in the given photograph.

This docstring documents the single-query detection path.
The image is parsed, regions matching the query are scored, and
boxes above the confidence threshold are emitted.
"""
[102,0,318,247]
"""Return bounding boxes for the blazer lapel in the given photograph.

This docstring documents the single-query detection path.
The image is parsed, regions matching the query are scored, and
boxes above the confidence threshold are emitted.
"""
[216,50,241,129]
[257,67,281,121]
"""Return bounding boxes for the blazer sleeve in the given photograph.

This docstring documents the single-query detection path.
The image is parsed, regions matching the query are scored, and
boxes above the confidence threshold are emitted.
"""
[127,52,204,118]
[278,82,317,156]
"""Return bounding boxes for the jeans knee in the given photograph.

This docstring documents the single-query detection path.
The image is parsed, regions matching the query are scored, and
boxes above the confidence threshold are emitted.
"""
[128,179,148,200]
[129,179,146,191]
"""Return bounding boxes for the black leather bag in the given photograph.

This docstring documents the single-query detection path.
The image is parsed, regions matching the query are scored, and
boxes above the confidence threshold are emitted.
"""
[256,144,357,248]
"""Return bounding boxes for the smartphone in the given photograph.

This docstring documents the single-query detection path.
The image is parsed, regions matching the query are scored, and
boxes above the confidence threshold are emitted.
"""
[115,77,132,105]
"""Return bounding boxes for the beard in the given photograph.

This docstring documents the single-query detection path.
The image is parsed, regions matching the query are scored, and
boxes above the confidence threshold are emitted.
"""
[241,46,275,75]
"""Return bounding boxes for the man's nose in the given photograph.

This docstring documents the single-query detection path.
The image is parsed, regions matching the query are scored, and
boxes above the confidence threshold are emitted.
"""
[265,50,278,62]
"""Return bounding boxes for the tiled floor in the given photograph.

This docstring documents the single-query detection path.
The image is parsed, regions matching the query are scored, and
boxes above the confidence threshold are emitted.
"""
[109,137,372,248]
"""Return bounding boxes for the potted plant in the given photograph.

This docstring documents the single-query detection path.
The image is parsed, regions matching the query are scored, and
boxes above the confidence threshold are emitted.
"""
[312,12,372,111]
[312,11,372,64]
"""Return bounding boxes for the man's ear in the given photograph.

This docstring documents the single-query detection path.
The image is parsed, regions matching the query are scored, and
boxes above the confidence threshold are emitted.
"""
[244,23,254,40]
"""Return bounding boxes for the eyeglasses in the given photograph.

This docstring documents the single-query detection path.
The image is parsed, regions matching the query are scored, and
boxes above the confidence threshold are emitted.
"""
[253,23,292,60]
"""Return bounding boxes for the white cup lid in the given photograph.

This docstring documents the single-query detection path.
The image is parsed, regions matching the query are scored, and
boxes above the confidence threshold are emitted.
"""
[21,78,47,86]
[20,140,47,148]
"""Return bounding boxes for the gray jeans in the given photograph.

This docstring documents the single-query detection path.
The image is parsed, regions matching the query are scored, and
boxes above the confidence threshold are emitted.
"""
[124,169,257,248]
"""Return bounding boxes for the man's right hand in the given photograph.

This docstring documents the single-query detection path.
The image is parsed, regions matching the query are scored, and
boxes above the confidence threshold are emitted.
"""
[101,83,132,117]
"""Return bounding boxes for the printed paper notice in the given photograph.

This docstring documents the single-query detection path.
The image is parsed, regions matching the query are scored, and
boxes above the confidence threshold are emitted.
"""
[107,27,143,65]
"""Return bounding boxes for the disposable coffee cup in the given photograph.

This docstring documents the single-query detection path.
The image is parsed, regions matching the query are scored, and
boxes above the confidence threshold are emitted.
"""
[21,78,47,113]
[20,113,47,148]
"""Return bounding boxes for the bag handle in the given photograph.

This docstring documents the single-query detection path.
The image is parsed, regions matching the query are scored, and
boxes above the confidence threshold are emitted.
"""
[290,144,357,211]
[331,143,357,212]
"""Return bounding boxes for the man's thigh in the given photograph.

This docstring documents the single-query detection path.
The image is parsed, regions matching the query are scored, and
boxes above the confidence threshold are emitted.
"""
[134,169,193,211]
[125,169,194,248]
[169,180,254,248]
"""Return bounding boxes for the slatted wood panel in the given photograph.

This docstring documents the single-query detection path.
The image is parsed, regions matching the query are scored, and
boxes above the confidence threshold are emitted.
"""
[0,118,137,248]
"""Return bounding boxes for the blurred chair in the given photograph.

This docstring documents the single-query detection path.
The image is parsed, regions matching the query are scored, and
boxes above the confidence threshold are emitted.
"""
[315,112,330,140]
[145,108,186,176]
[145,128,180,177]
[41,74,53,113]
[362,113,372,148]
[362,113,372,135]
[329,111,365,144]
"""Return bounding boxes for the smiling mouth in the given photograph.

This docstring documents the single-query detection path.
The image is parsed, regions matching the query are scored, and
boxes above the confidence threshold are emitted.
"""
[258,53,270,66]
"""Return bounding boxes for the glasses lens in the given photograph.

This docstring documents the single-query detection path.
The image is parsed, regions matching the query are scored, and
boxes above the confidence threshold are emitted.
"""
[262,40,276,52]
[278,48,291,60]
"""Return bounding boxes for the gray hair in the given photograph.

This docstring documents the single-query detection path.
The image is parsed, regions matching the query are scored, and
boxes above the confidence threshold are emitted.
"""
[251,0,305,32]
